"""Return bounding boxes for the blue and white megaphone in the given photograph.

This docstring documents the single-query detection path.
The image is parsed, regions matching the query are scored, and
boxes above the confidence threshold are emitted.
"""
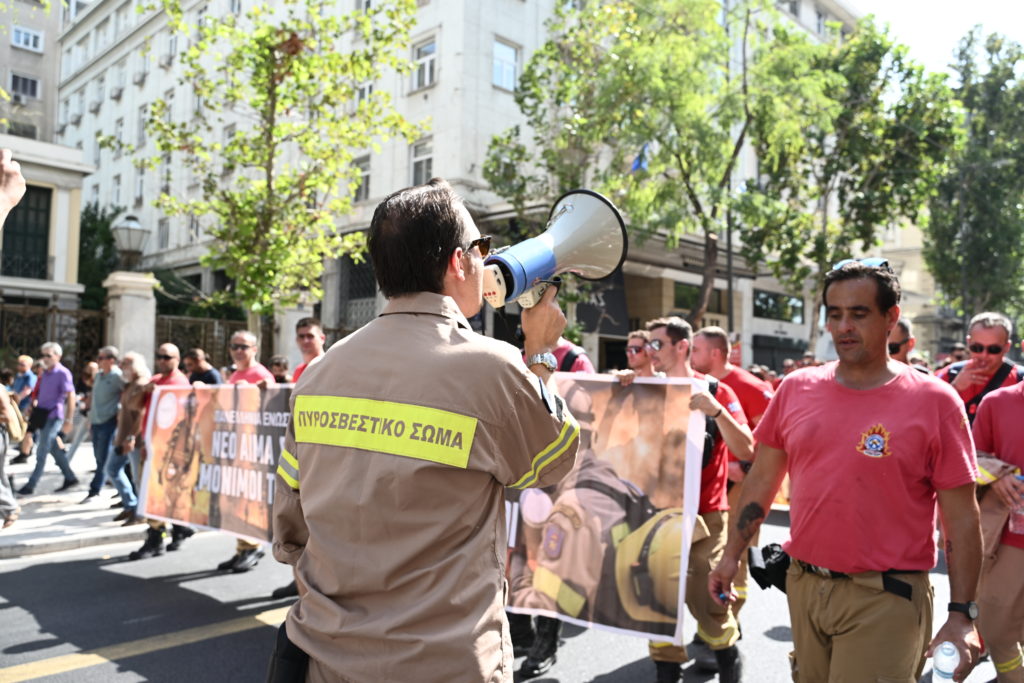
[482,189,628,309]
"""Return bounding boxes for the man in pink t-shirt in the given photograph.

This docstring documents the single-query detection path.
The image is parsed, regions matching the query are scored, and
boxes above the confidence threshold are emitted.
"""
[971,382,1024,681]
[218,330,276,573]
[710,260,982,683]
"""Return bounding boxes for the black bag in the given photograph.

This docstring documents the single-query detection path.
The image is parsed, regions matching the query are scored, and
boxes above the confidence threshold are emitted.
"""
[26,406,51,433]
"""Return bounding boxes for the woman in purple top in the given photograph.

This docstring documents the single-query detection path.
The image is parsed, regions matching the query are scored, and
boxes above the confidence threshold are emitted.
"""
[17,342,79,495]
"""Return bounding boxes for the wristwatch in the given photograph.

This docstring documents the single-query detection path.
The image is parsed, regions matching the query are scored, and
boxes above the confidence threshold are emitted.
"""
[948,601,979,620]
[526,352,558,373]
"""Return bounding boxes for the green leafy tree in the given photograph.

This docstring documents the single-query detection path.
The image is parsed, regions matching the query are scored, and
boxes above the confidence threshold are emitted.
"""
[485,0,840,325]
[745,18,962,343]
[106,0,423,327]
[923,29,1024,322]
[77,202,123,310]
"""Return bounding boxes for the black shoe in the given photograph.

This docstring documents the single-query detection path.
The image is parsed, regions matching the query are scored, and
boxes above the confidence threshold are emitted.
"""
[687,634,719,672]
[654,661,681,683]
[271,581,299,599]
[129,527,166,560]
[509,613,536,658]
[16,485,34,496]
[10,453,29,465]
[54,478,80,493]
[79,492,99,504]
[713,645,743,683]
[518,616,560,679]
[113,508,134,522]
[167,525,195,551]
[121,515,145,526]
[110,501,123,509]
[217,553,242,571]
[231,548,265,573]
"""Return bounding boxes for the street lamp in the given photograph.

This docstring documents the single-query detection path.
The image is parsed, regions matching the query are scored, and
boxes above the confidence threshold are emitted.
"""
[111,215,150,270]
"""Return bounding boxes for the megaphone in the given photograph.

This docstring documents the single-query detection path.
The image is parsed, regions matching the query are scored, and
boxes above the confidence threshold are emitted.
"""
[483,189,628,309]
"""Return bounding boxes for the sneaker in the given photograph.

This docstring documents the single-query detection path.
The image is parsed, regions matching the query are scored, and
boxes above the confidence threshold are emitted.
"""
[167,526,195,551]
[518,616,559,679]
[54,478,80,493]
[687,635,719,672]
[271,581,299,599]
[231,548,265,573]
[128,527,166,560]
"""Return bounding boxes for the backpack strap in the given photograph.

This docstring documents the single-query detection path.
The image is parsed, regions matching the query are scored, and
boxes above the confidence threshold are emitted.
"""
[559,347,581,372]
[703,378,720,469]
[963,361,1016,419]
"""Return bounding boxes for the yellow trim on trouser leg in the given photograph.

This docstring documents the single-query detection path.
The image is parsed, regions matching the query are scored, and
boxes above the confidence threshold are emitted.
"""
[995,651,1024,674]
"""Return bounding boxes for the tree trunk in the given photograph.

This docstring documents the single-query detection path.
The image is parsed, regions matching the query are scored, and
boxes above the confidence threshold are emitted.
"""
[688,231,719,328]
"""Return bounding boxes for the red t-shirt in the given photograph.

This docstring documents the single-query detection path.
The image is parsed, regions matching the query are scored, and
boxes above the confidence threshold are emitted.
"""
[754,362,977,573]
[972,383,1024,550]
[698,373,746,514]
[720,367,773,425]
[936,360,1022,420]
[291,354,325,384]
[228,363,277,385]
[143,369,190,439]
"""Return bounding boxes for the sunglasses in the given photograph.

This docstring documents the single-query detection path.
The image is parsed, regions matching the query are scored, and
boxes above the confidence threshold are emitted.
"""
[625,346,646,355]
[831,257,891,272]
[464,235,492,259]
[230,344,252,351]
[647,339,674,351]
[155,354,176,361]
[887,339,908,355]
[968,343,1005,355]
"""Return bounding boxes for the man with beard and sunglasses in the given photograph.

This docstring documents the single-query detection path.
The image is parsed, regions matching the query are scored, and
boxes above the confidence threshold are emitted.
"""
[886,317,930,374]
[936,312,1024,424]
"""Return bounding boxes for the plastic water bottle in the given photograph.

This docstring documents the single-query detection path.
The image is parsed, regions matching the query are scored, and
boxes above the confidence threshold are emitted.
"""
[1008,475,1024,535]
[932,641,959,680]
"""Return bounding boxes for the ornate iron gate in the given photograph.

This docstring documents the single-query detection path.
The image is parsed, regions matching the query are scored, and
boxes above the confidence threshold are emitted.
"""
[154,315,247,372]
[0,304,107,377]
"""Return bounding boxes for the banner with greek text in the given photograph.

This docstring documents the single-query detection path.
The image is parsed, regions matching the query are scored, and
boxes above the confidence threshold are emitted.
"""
[140,384,291,543]
[506,375,705,644]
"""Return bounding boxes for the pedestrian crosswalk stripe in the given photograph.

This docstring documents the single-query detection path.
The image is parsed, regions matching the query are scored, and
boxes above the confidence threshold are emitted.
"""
[0,606,288,682]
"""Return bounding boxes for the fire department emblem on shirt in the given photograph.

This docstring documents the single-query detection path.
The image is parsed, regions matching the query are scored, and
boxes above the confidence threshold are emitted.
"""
[857,424,892,458]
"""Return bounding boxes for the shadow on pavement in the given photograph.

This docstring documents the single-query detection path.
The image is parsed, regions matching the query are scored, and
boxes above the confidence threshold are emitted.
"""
[0,555,277,680]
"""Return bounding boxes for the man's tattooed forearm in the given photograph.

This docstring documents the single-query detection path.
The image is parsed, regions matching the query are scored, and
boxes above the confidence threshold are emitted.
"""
[737,503,766,543]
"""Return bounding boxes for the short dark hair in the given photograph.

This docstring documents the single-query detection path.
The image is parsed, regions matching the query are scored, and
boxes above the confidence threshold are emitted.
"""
[822,262,901,312]
[296,317,322,332]
[645,316,692,345]
[269,354,289,369]
[184,348,206,361]
[368,178,469,298]
[695,326,729,355]
[895,317,913,337]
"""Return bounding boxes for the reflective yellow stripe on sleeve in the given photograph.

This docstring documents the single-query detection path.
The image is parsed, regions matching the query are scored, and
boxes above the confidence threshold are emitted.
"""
[293,395,477,469]
[276,448,299,490]
[995,653,1023,674]
[533,565,586,618]
[510,416,579,490]
[977,465,999,485]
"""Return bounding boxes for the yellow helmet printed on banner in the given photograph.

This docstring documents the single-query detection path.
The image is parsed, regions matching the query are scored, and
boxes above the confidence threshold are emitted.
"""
[614,508,684,624]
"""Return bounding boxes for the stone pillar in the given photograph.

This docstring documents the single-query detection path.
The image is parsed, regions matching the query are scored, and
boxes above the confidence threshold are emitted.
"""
[274,305,313,372]
[103,271,157,365]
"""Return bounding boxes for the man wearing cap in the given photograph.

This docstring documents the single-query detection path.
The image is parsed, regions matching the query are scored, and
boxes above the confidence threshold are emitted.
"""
[936,312,1023,424]
[710,259,982,683]
[267,178,579,682]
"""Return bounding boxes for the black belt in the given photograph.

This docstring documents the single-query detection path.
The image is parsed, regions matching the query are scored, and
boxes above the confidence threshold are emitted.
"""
[796,560,921,601]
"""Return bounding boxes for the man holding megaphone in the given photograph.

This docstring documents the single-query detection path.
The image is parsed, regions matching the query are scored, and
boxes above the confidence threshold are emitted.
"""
[268,178,583,683]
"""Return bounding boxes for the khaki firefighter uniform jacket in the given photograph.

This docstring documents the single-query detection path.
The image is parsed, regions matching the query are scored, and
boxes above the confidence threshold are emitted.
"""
[272,292,580,682]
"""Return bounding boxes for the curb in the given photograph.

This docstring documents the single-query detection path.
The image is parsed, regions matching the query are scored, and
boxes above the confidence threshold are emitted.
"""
[0,525,146,559]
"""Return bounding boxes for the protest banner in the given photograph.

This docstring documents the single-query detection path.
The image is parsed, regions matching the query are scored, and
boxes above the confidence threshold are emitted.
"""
[140,384,291,543]
[506,374,705,644]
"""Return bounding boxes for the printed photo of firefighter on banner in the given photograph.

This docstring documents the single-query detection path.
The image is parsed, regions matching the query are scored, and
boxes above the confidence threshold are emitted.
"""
[505,374,705,643]
[139,384,291,544]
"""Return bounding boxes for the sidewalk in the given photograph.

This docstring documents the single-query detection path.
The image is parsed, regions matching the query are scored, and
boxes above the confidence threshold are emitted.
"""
[1,440,147,559]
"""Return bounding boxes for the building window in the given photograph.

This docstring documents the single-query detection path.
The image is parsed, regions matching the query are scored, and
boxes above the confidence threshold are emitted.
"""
[412,38,436,90]
[753,289,805,324]
[187,215,200,242]
[230,0,241,14]
[356,81,373,106]
[411,140,432,186]
[354,156,370,202]
[12,26,44,52]
[674,282,726,315]
[114,117,124,157]
[60,99,70,125]
[356,0,372,10]
[112,174,122,205]
[93,131,102,165]
[492,40,517,91]
[90,184,100,205]
[134,166,145,205]
[137,103,148,145]
[1,186,51,280]
[10,74,40,99]
[115,3,129,34]
[157,217,169,249]
[62,48,72,74]
[816,8,826,34]
[785,0,800,15]
[95,19,110,50]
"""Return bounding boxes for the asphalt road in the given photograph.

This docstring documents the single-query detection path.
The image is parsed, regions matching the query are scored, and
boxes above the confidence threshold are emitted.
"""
[0,512,998,682]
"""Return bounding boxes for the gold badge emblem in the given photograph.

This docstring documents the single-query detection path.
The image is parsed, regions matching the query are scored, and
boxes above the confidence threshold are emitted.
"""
[857,423,892,458]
